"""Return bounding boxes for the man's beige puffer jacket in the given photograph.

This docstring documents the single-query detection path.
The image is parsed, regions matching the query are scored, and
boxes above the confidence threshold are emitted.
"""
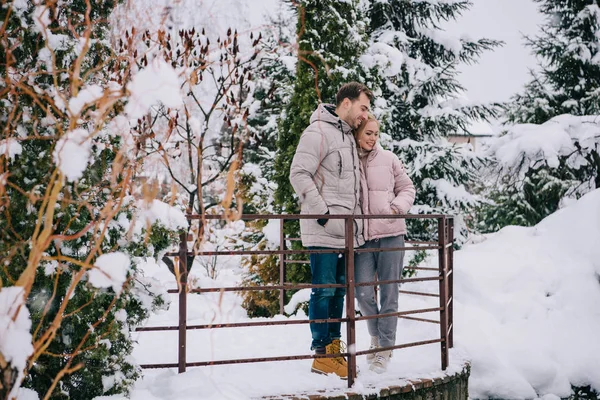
[290,104,365,249]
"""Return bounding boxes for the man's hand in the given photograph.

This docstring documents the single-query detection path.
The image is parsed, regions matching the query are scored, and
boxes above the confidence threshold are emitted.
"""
[317,211,330,226]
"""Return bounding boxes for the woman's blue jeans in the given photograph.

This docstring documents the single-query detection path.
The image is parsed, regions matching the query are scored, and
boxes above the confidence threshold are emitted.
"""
[308,247,346,349]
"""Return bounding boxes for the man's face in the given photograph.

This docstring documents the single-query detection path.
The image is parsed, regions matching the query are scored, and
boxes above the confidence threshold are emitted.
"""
[341,93,371,129]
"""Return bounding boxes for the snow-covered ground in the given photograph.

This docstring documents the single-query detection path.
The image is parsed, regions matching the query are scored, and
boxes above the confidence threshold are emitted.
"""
[454,188,600,398]
[116,189,600,399]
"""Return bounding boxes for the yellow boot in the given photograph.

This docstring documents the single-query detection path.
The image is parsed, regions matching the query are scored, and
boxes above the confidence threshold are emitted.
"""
[328,339,348,368]
[310,340,348,379]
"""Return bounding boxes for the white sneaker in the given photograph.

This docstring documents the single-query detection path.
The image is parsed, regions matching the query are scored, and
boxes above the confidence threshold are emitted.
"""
[370,350,392,373]
[366,336,379,364]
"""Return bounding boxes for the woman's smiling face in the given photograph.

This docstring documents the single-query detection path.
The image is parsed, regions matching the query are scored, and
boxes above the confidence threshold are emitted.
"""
[357,120,379,151]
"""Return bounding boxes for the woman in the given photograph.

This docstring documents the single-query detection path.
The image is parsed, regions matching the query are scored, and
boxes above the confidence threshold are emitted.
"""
[354,114,416,373]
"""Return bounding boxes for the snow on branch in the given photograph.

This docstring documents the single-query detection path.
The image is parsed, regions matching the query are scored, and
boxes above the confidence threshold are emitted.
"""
[491,115,600,175]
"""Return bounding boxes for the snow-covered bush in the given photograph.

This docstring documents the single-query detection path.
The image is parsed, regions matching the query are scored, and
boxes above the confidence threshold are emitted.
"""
[479,115,600,232]
[0,1,187,398]
[488,0,600,229]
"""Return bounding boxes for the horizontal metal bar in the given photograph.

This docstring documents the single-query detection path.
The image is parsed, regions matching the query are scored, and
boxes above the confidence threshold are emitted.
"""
[141,349,356,369]
[135,325,178,332]
[139,337,445,369]
[186,214,450,221]
[176,246,434,257]
[409,267,439,271]
[356,307,442,322]
[355,338,443,357]
[166,245,440,257]
[176,282,346,294]
[164,248,345,257]
[398,316,440,324]
[163,275,440,295]
[354,275,440,288]
[135,316,349,332]
[398,290,439,298]
[283,260,310,264]
[393,276,442,283]
[354,245,441,253]
[135,306,443,333]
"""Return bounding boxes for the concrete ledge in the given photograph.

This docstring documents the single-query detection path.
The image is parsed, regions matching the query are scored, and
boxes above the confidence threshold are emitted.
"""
[262,363,471,400]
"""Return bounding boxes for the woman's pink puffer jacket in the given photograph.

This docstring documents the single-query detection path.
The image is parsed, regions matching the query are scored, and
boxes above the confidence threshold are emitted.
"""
[359,144,416,241]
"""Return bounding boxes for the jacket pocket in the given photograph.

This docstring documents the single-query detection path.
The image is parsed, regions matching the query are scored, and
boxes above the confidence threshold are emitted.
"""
[385,192,395,223]
[323,203,350,238]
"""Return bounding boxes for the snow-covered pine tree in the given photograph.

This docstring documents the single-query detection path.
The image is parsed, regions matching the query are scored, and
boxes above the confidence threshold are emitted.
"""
[484,0,600,230]
[364,0,502,243]
[242,4,296,216]
[240,5,297,317]
[0,1,182,398]
[271,0,371,309]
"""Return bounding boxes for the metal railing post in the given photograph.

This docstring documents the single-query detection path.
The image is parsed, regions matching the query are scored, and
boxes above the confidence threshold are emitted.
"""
[345,216,357,387]
[448,218,454,348]
[279,219,286,315]
[178,231,188,373]
[437,217,449,370]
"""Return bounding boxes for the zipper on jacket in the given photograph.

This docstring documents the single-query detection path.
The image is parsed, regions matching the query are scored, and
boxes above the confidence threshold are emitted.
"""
[338,120,345,142]
[350,138,362,243]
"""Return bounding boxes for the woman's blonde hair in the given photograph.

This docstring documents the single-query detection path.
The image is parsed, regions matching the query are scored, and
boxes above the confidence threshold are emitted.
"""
[355,113,379,141]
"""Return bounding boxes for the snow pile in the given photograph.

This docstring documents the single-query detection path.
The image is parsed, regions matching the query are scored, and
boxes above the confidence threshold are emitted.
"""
[0,138,23,160]
[68,84,105,116]
[125,59,183,119]
[0,286,33,399]
[89,252,131,294]
[52,128,92,181]
[455,188,600,398]
[136,199,188,232]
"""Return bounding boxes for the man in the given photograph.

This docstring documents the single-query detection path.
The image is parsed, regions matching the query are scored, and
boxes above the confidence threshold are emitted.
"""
[289,82,373,378]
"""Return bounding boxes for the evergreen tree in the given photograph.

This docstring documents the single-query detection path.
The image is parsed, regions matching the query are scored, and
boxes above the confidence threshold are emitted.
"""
[485,0,600,230]
[274,0,371,215]
[268,0,370,312]
[0,1,180,397]
[240,5,297,317]
[365,0,501,242]
[242,4,296,216]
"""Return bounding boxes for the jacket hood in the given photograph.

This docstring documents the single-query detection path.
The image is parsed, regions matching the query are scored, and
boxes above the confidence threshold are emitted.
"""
[309,103,354,136]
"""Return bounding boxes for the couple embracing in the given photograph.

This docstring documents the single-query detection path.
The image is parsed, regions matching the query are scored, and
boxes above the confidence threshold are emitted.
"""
[289,82,416,378]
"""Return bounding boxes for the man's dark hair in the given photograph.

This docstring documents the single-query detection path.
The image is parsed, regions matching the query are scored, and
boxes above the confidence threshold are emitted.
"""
[335,82,373,106]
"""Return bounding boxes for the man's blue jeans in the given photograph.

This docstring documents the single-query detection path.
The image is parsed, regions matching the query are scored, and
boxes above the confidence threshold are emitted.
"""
[308,247,346,349]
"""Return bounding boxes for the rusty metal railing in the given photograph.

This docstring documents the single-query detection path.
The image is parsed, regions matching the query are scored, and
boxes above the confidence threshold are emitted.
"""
[135,213,454,388]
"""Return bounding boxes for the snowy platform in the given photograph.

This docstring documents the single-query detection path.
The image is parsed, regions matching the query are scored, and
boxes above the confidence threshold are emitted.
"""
[130,275,465,400]
[129,237,463,399]
[261,363,470,400]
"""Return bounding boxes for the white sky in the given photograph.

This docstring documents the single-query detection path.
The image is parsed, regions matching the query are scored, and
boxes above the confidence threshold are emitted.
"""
[443,0,545,104]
